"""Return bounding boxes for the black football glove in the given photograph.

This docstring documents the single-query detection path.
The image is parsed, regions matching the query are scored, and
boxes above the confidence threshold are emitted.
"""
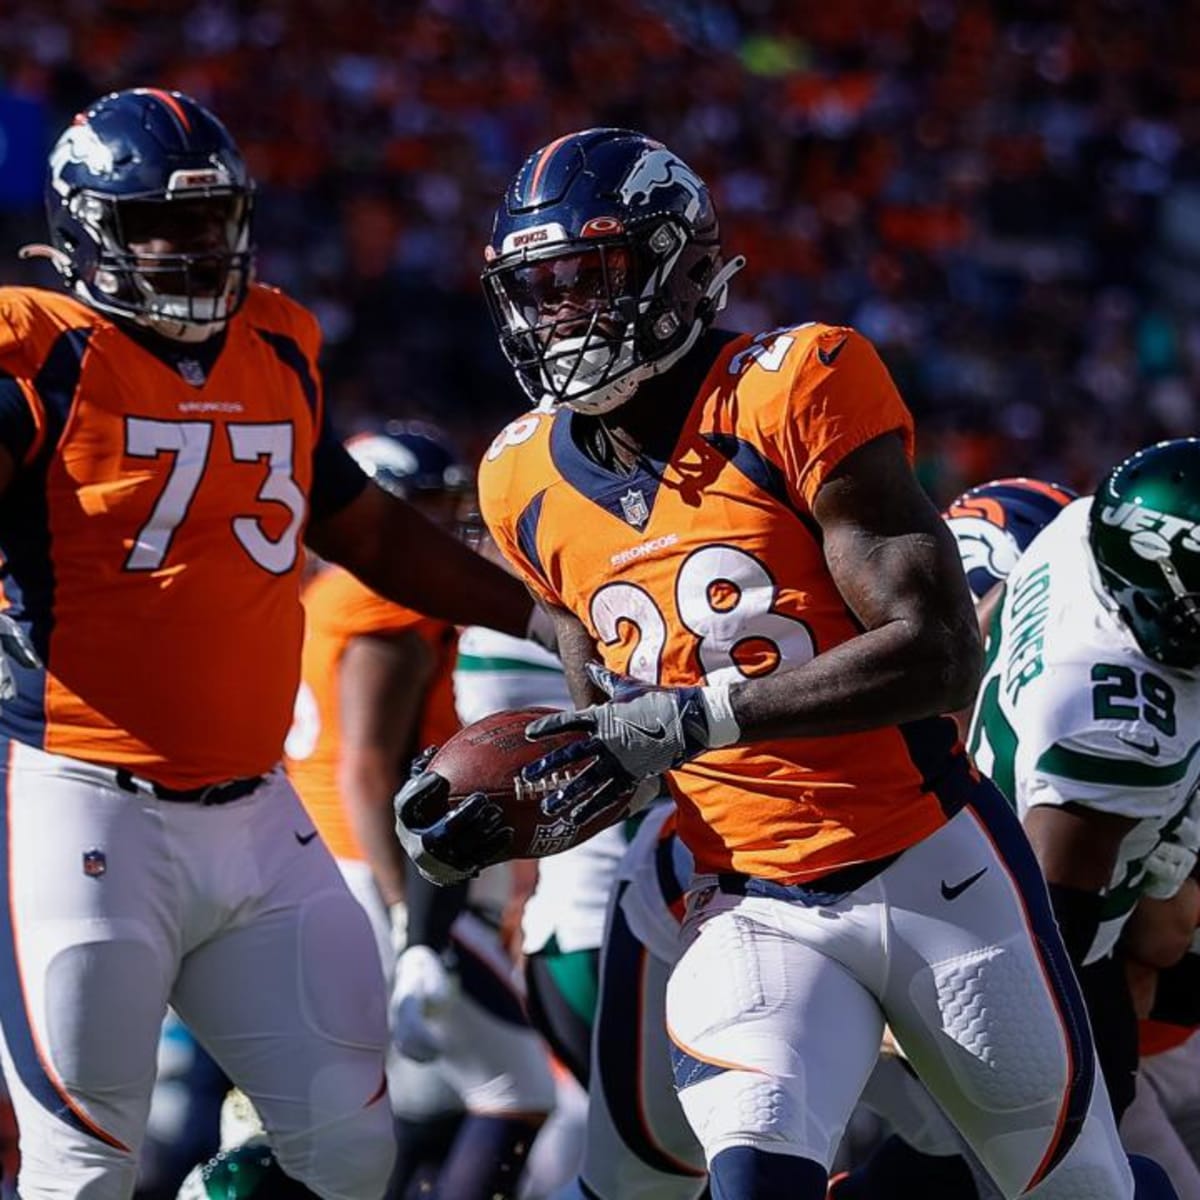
[394,747,515,887]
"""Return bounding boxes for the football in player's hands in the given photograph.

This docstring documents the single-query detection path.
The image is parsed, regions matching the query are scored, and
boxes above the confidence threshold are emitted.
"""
[426,707,618,858]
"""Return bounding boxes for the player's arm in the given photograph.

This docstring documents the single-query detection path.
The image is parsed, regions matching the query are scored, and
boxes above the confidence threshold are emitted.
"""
[306,478,535,637]
[724,430,982,737]
[338,630,435,908]
[1024,803,1137,894]
[548,604,605,708]
[523,431,982,827]
[1023,802,1137,963]
[1122,880,1200,970]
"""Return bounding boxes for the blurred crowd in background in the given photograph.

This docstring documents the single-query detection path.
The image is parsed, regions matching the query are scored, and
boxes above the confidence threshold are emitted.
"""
[0,0,1197,499]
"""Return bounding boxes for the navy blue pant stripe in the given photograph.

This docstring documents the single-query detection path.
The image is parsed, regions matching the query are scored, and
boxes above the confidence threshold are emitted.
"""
[968,780,1094,1185]
[599,884,708,1178]
[0,736,128,1150]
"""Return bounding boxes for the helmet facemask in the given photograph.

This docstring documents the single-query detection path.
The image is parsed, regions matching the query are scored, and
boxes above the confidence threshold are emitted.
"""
[483,220,739,415]
[72,185,254,341]
[1096,556,1200,669]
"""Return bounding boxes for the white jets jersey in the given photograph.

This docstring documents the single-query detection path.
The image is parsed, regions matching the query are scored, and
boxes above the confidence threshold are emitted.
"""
[452,626,630,954]
[969,499,1200,963]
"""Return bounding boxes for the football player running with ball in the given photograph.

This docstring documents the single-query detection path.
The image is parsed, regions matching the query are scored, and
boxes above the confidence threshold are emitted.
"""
[396,128,1143,1199]
[0,89,539,1200]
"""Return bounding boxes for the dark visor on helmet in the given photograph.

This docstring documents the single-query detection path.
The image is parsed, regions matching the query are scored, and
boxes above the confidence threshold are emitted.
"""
[490,245,632,328]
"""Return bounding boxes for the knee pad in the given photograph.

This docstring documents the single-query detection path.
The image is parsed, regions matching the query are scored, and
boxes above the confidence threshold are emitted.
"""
[674,1066,825,1167]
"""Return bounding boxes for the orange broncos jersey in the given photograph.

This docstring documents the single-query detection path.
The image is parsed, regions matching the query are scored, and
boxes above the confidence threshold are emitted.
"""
[285,565,459,862]
[0,285,366,786]
[480,324,972,884]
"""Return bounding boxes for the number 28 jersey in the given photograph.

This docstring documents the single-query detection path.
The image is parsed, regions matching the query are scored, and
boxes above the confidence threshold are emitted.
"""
[0,285,364,787]
[479,324,974,884]
[969,500,1200,961]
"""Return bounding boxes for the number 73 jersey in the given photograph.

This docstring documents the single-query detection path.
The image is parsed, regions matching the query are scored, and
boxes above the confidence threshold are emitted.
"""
[0,285,354,787]
[480,324,976,885]
[969,499,1200,962]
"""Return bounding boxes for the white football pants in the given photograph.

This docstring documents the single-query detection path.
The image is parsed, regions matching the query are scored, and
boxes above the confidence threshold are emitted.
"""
[0,738,394,1200]
[666,787,1133,1200]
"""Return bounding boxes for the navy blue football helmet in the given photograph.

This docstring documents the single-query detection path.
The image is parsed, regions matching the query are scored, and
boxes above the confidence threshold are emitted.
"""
[27,88,254,339]
[345,421,470,499]
[944,477,1078,598]
[481,128,744,414]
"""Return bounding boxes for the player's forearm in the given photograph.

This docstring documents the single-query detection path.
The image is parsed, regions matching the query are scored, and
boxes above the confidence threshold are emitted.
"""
[309,484,533,634]
[725,614,980,742]
[340,756,409,907]
[359,527,531,634]
[1122,883,1200,969]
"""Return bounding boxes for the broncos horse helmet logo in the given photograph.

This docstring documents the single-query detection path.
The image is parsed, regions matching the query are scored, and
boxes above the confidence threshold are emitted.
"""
[619,148,706,222]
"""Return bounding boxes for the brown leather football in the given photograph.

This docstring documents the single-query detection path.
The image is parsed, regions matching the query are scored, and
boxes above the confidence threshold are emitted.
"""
[426,707,612,859]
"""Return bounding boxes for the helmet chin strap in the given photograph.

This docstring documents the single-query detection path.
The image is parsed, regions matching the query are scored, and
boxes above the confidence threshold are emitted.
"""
[561,254,747,416]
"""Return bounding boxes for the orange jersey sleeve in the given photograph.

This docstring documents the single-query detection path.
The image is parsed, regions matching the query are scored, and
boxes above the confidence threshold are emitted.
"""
[750,325,914,512]
[286,565,459,861]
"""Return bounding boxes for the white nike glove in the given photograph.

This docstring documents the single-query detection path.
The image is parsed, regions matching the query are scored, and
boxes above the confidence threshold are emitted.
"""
[1143,811,1200,900]
[389,944,456,1063]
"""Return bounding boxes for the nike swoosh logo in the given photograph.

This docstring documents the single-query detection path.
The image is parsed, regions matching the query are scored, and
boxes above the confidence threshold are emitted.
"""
[294,830,318,846]
[1117,733,1161,757]
[616,717,669,741]
[940,867,988,901]
[817,337,849,367]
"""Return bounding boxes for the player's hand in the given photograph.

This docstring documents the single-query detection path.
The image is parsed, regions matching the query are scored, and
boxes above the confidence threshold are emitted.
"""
[523,664,740,827]
[394,750,515,887]
[0,613,39,703]
[1143,811,1200,899]
[389,944,457,1063]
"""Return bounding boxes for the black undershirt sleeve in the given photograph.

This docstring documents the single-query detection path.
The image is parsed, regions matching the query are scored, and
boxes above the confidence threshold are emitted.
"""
[309,403,368,522]
[403,858,469,952]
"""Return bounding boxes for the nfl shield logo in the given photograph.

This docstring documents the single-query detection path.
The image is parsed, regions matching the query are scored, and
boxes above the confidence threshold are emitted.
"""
[620,488,649,529]
[177,358,206,387]
[82,849,107,878]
